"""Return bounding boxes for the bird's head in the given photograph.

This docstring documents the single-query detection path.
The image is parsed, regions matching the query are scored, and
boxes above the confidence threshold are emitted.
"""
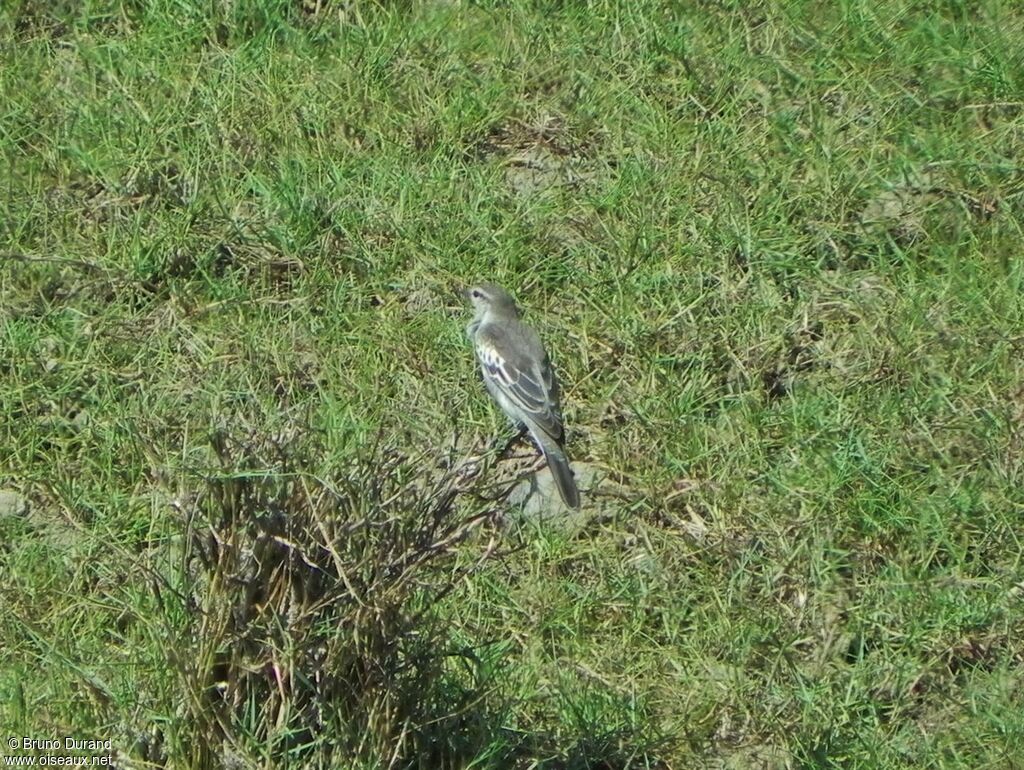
[464,282,520,318]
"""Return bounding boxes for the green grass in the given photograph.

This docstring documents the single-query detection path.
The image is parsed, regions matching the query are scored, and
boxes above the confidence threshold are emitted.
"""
[2,0,1024,767]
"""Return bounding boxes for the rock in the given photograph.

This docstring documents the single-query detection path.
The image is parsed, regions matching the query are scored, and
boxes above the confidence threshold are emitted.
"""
[506,462,604,534]
[0,489,28,519]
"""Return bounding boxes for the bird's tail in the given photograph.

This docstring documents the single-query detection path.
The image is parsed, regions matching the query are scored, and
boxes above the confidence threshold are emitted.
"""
[539,442,580,509]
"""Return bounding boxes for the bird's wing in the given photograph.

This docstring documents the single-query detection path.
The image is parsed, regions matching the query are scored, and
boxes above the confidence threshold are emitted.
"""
[476,325,564,441]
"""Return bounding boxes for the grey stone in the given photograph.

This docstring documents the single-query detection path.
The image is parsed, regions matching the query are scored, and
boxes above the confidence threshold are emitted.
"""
[0,489,28,519]
[506,462,604,534]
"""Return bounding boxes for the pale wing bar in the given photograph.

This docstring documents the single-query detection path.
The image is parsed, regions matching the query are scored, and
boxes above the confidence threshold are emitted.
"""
[476,342,563,439]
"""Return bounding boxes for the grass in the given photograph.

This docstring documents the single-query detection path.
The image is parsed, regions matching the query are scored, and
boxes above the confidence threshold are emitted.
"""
[2,0,1023,767]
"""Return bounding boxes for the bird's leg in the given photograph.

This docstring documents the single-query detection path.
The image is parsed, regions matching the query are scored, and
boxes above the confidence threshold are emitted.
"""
[487,423,529,459]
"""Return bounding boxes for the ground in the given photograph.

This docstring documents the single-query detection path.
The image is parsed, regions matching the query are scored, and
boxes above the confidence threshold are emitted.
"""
[1,1,1023,767]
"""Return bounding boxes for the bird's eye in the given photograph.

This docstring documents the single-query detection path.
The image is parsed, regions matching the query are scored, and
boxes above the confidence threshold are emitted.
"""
[470,289,482,299]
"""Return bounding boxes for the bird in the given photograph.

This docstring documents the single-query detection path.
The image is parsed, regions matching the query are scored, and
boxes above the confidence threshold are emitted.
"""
[465,282,580,509]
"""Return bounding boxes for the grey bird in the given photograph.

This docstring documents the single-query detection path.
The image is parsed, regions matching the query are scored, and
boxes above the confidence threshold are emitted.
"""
[465,282,580,509]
